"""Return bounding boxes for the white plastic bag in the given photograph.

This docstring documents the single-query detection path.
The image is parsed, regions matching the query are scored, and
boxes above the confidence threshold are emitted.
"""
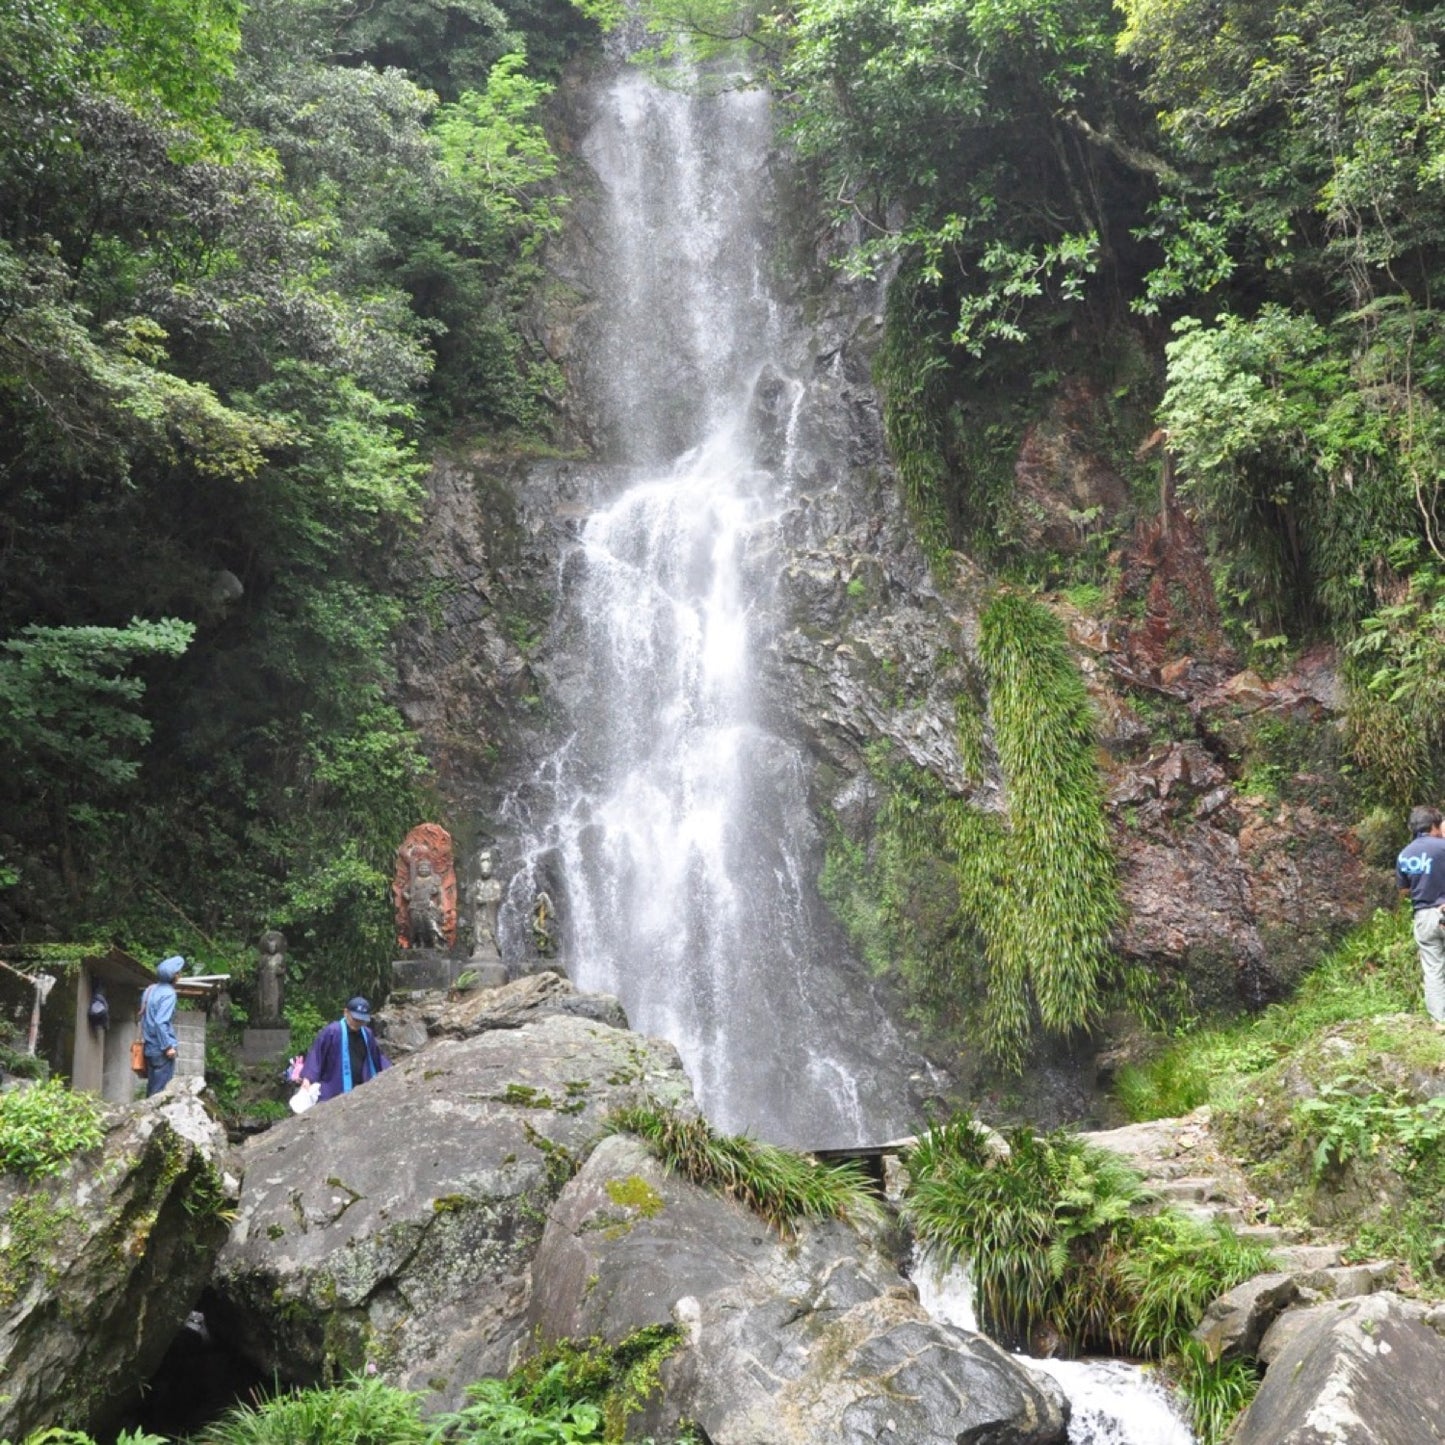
[289,1080,320,1114]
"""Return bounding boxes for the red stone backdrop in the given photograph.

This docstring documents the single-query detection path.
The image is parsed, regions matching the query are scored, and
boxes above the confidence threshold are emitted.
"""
[392,823,458,950]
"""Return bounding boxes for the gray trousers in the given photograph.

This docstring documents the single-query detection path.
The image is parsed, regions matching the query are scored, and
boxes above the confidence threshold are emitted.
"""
[1413,906,1445,1022]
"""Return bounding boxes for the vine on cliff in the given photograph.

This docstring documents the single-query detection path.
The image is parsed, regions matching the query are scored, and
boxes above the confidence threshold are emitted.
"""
[960,590,1121,1064]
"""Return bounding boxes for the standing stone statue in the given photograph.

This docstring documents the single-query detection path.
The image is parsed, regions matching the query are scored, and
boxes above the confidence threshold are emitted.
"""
[256,930,286,1026]
[532,889,556,957]
[406,858,446,949]
[392,824,459,951]
[471,847,503,962]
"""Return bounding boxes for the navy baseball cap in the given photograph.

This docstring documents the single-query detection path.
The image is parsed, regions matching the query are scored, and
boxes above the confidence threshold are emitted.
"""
[344,996,372,1022]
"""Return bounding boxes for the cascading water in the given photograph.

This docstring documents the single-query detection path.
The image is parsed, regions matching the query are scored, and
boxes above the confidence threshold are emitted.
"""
[503,43,923,1147]
[912,1253,1198,1445]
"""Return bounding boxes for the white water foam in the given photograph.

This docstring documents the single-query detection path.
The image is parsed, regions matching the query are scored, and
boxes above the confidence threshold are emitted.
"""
[911,1251,1198,1445]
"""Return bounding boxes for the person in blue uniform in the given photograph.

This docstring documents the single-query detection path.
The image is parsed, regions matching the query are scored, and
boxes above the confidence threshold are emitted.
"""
[140,955,185,1096]
[1396,806,1445,1022]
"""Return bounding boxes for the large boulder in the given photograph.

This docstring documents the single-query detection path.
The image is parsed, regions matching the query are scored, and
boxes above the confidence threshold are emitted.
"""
[1233,1293,1445,1445]
[381,971,629,1057]
[210,1013,692,1402]
[526,1134,1070,1445]
[0,1078,239,1441]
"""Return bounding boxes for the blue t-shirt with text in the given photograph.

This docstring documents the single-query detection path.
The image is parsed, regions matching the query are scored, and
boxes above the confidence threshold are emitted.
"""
[1397,834,1445,910]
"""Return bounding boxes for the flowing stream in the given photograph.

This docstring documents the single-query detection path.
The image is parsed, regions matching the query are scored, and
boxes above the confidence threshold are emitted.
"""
[503,44,920,1148]
[912,1253,1198,1445]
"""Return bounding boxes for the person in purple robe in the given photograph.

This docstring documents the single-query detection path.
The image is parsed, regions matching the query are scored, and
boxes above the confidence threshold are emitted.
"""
[299,996,391,1102]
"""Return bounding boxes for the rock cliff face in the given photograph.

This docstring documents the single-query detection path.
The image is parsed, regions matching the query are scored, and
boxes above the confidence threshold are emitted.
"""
[0,1079,238,1442]
[391,56,1385,1115]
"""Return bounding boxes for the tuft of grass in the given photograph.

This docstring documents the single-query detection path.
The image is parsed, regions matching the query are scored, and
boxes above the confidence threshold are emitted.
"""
[1113,1212,1273,1358]
[608,1105,881,1237]
[1114,1053,1212,1122]
[194,1377,429,1445]
[1168,1338,1262,1445]
[904,1114,1150,1349]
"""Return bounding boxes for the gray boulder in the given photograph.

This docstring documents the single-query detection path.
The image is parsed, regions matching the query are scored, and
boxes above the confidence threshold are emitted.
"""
[0,1078,238,1441]
[210,1014,691,1402]
[381,971,629,1057]
[1234,1292,1445,1445]
[527,1134,1069,1445]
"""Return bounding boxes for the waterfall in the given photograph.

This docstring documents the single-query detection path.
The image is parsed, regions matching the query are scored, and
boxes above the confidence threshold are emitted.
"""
[503,48,921,1147]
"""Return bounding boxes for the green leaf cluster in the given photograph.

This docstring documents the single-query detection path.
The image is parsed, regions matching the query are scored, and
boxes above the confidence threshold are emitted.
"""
[188,1347,695,1445]
[0,1080,105,1180]
[905,1115,1269,1352]
[904,1114,1268,1437]
[820,594,1119,1071]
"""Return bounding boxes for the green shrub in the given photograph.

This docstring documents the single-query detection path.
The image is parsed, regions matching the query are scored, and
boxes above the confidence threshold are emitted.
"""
[0,1081,105,1179]
[904,1115,1149,1349]
[1113,1212,1273,1358]
[608,1105,880,1236]
[194,1376,429,1445]
[903,1115,1267,1359]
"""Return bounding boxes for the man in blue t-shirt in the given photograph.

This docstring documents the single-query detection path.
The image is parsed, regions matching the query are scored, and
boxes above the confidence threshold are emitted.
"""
[1396,806,1445,1022]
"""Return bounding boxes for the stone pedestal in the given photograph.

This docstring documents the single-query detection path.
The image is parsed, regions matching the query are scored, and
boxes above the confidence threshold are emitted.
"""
[459,960,508,989]
[241,1027,293,1065]
[391,951,465,992]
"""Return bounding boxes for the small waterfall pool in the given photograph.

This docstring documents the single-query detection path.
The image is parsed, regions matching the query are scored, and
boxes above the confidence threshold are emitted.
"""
[912,1252,1197,1445]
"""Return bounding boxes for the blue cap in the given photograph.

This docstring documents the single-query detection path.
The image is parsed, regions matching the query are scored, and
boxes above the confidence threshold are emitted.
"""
[344,996,372,1022]
[157,955,185,982]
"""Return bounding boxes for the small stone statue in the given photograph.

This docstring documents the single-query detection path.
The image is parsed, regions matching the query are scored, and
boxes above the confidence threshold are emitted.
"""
[471,847,503,961]
[256,930,286,1026]
[406,858,446,949]
[532,889,556,957]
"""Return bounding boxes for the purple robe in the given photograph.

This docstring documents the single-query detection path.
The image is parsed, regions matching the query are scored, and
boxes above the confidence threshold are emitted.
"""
[301,1019,391,1101]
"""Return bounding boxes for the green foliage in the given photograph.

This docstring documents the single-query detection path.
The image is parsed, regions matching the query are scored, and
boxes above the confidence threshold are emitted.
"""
[902,1115,1269,1356]
[1296,1082,1445,1184]
[195,1340,691,1445]
[874,281,959,570]
[1113,1211,1273,1359]
[0,0,582,980]
[1118,905,1423,1124]
[904,1115,1149,1349]
[782,0,1132,357]
[0,619,194,806]
[820,593,1119,1071]
[0,1081,105,1179]
[0,1431,166,1445]
[959,592,1120,1066]
[608,1104,881,1236]
[195,1375,430,1445]
[436,1328,684,1443]
[1167,1341,1261,1445]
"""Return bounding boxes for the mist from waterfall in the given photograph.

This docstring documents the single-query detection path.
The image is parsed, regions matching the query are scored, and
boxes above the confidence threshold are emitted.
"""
[504,52,919,1147]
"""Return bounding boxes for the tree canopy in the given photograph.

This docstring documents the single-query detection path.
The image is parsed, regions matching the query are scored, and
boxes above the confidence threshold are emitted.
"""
[0,0,594,994]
